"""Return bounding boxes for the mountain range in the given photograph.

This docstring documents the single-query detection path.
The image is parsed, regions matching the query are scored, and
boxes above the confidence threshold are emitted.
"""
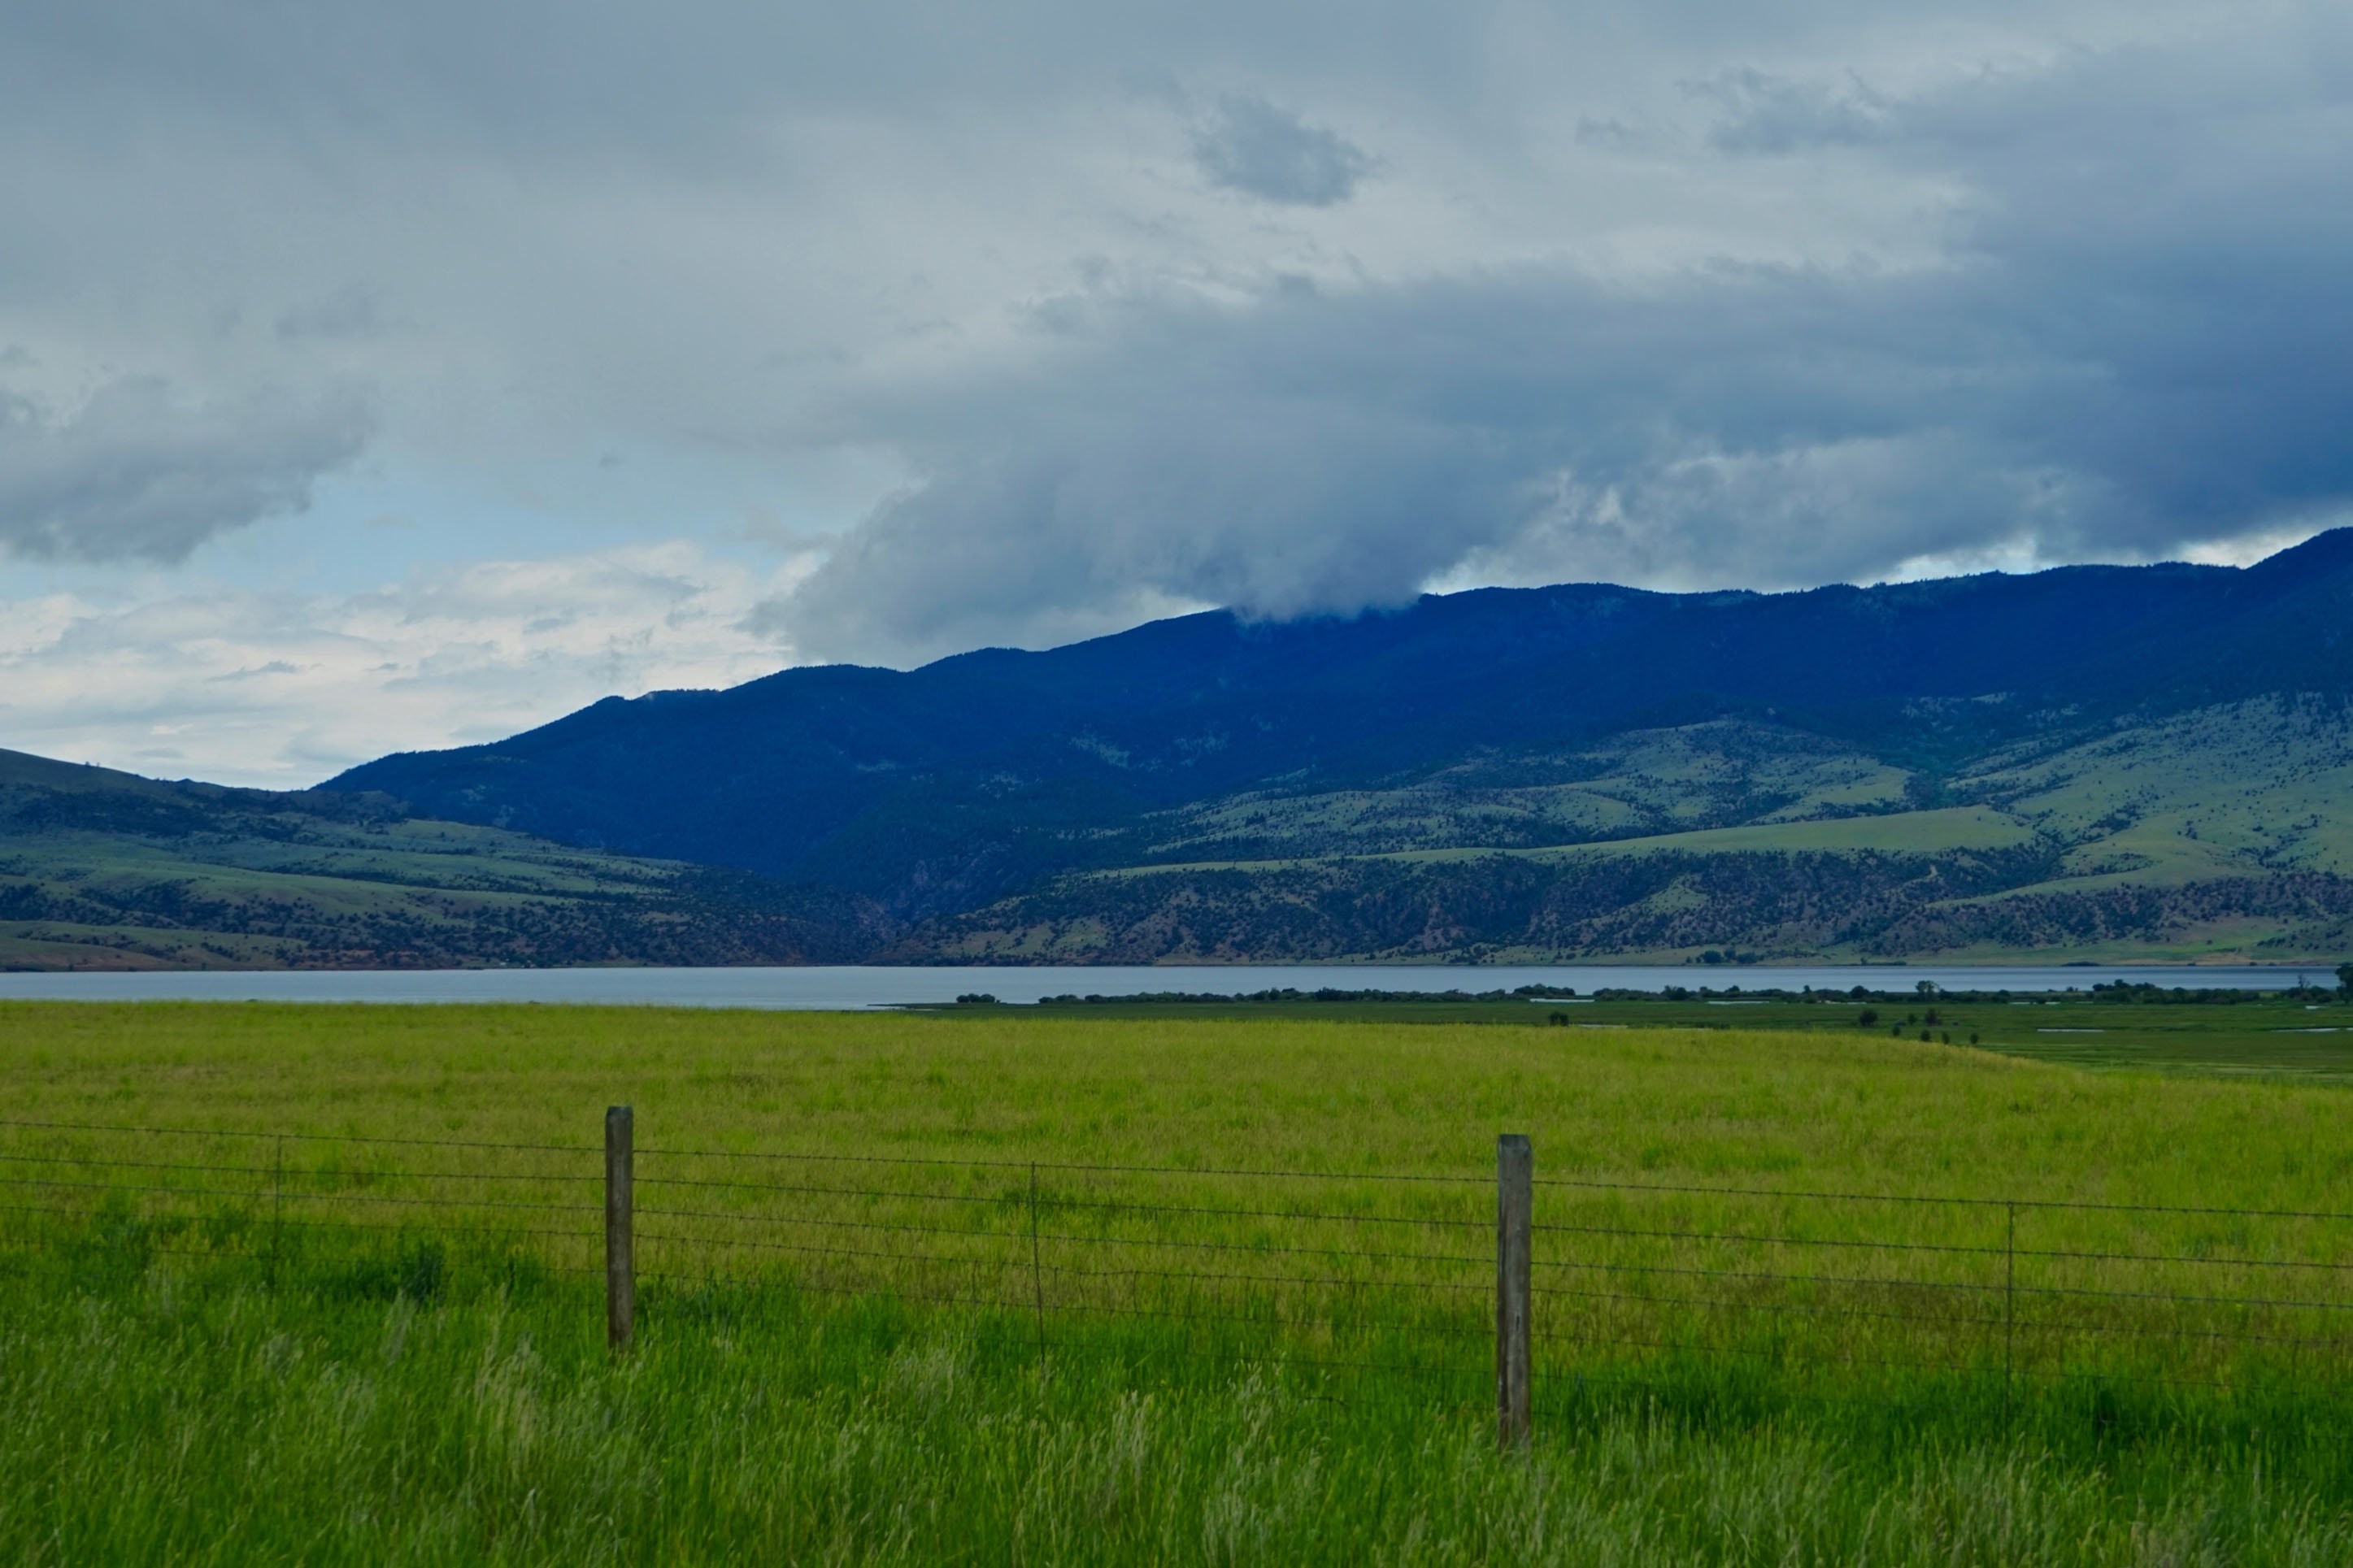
[8,529,2353,969]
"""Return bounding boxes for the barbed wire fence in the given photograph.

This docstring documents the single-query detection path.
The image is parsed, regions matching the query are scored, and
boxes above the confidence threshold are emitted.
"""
[2,1110,2349,1444]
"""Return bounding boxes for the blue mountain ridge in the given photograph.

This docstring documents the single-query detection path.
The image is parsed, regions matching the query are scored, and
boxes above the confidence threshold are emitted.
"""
[323,529,2353,940]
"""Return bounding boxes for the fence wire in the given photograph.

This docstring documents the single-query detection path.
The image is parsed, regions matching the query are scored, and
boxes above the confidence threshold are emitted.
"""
[1,1115,2346,1418]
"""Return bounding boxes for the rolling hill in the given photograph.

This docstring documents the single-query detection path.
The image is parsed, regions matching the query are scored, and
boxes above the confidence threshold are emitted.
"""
[0,750,879,971]
[898,700,2353,964]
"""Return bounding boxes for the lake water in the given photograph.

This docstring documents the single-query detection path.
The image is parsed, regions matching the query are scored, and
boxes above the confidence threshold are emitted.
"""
[0,962,2319,1009]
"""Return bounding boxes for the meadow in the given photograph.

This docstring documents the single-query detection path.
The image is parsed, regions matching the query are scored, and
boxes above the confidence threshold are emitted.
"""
[2,1001,2351,1562]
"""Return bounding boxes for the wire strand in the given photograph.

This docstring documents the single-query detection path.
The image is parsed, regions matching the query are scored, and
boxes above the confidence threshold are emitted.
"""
[1533,1174,2353,1223]
[1533,1218,2005,1257]
[0,1117,592,1155]
[0,1173,597,1214]
[638,1144,1489,1186]
[0,1149,598,1186]
[638,1190,1485,1230]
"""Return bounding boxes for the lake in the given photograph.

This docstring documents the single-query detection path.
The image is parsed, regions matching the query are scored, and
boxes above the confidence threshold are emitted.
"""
[0,962,2320,1008]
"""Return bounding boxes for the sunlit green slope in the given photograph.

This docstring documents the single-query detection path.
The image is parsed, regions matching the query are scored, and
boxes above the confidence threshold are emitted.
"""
[908,700,2353,964]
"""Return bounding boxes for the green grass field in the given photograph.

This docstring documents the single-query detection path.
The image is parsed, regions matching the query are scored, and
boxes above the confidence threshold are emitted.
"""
[2,1001,2351,1562]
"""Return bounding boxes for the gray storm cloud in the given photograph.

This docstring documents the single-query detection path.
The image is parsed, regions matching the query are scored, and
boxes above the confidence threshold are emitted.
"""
[0,379,373,563]
[1190,93,1374,206]
[4,0,2347,689]
[1691,68,1891,153]
[770,16,2353,662]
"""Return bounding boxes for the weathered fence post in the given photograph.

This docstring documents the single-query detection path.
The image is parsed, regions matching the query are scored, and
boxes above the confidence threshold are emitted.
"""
[2003,1201,2016,1428]
[606,1105,634,1352]
[1497,1132,1533,1449]
[1029,1161,1046,1373]
[269,1133,285,1291]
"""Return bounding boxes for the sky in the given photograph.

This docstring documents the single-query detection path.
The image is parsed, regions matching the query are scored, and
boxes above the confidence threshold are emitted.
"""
[2,1,2348,787]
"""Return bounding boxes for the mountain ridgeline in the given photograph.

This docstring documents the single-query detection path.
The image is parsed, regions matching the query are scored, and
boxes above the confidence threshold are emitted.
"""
[299,528,2353,966]
[7,536,2351,970]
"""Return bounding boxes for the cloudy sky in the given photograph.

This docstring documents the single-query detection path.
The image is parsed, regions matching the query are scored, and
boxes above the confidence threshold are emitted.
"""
[2,1,2347,786]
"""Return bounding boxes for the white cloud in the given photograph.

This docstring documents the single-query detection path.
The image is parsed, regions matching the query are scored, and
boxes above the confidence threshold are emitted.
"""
[0,542,814,786]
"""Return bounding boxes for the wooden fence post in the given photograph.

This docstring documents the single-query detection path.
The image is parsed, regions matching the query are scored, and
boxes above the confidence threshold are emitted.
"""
[1497,1132,1533,1449]
[2003,1201,2016,1430]
[606,1105,634,1351]
[1029,1162,1047,1377]
[269,1133,285,1292]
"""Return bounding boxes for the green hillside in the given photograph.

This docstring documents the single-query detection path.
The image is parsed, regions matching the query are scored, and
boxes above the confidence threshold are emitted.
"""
[265,536,2353,969]
[14,700,2353,968]
[1964,697,2353,880]
[1131,720,1921,864]
[0,751,875,971]
[7,699,2351,970]
[902,699,2353,964]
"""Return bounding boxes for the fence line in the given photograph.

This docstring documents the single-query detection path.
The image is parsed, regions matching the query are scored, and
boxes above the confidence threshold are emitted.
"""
[2,1111,2347,1446]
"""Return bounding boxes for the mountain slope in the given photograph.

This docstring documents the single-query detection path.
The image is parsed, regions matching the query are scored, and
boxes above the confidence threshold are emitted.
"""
[0,750,878,971]
[327,530,2353,927]
[15,533,2348,970]
[912,697,2353,964]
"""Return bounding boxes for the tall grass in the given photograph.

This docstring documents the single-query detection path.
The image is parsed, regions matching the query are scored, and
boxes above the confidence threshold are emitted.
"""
[3,1240,2350,1566]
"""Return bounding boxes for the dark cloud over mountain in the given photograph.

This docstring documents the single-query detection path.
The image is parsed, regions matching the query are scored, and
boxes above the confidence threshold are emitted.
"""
[776,17,2353,658]
[2,0,2346,774]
